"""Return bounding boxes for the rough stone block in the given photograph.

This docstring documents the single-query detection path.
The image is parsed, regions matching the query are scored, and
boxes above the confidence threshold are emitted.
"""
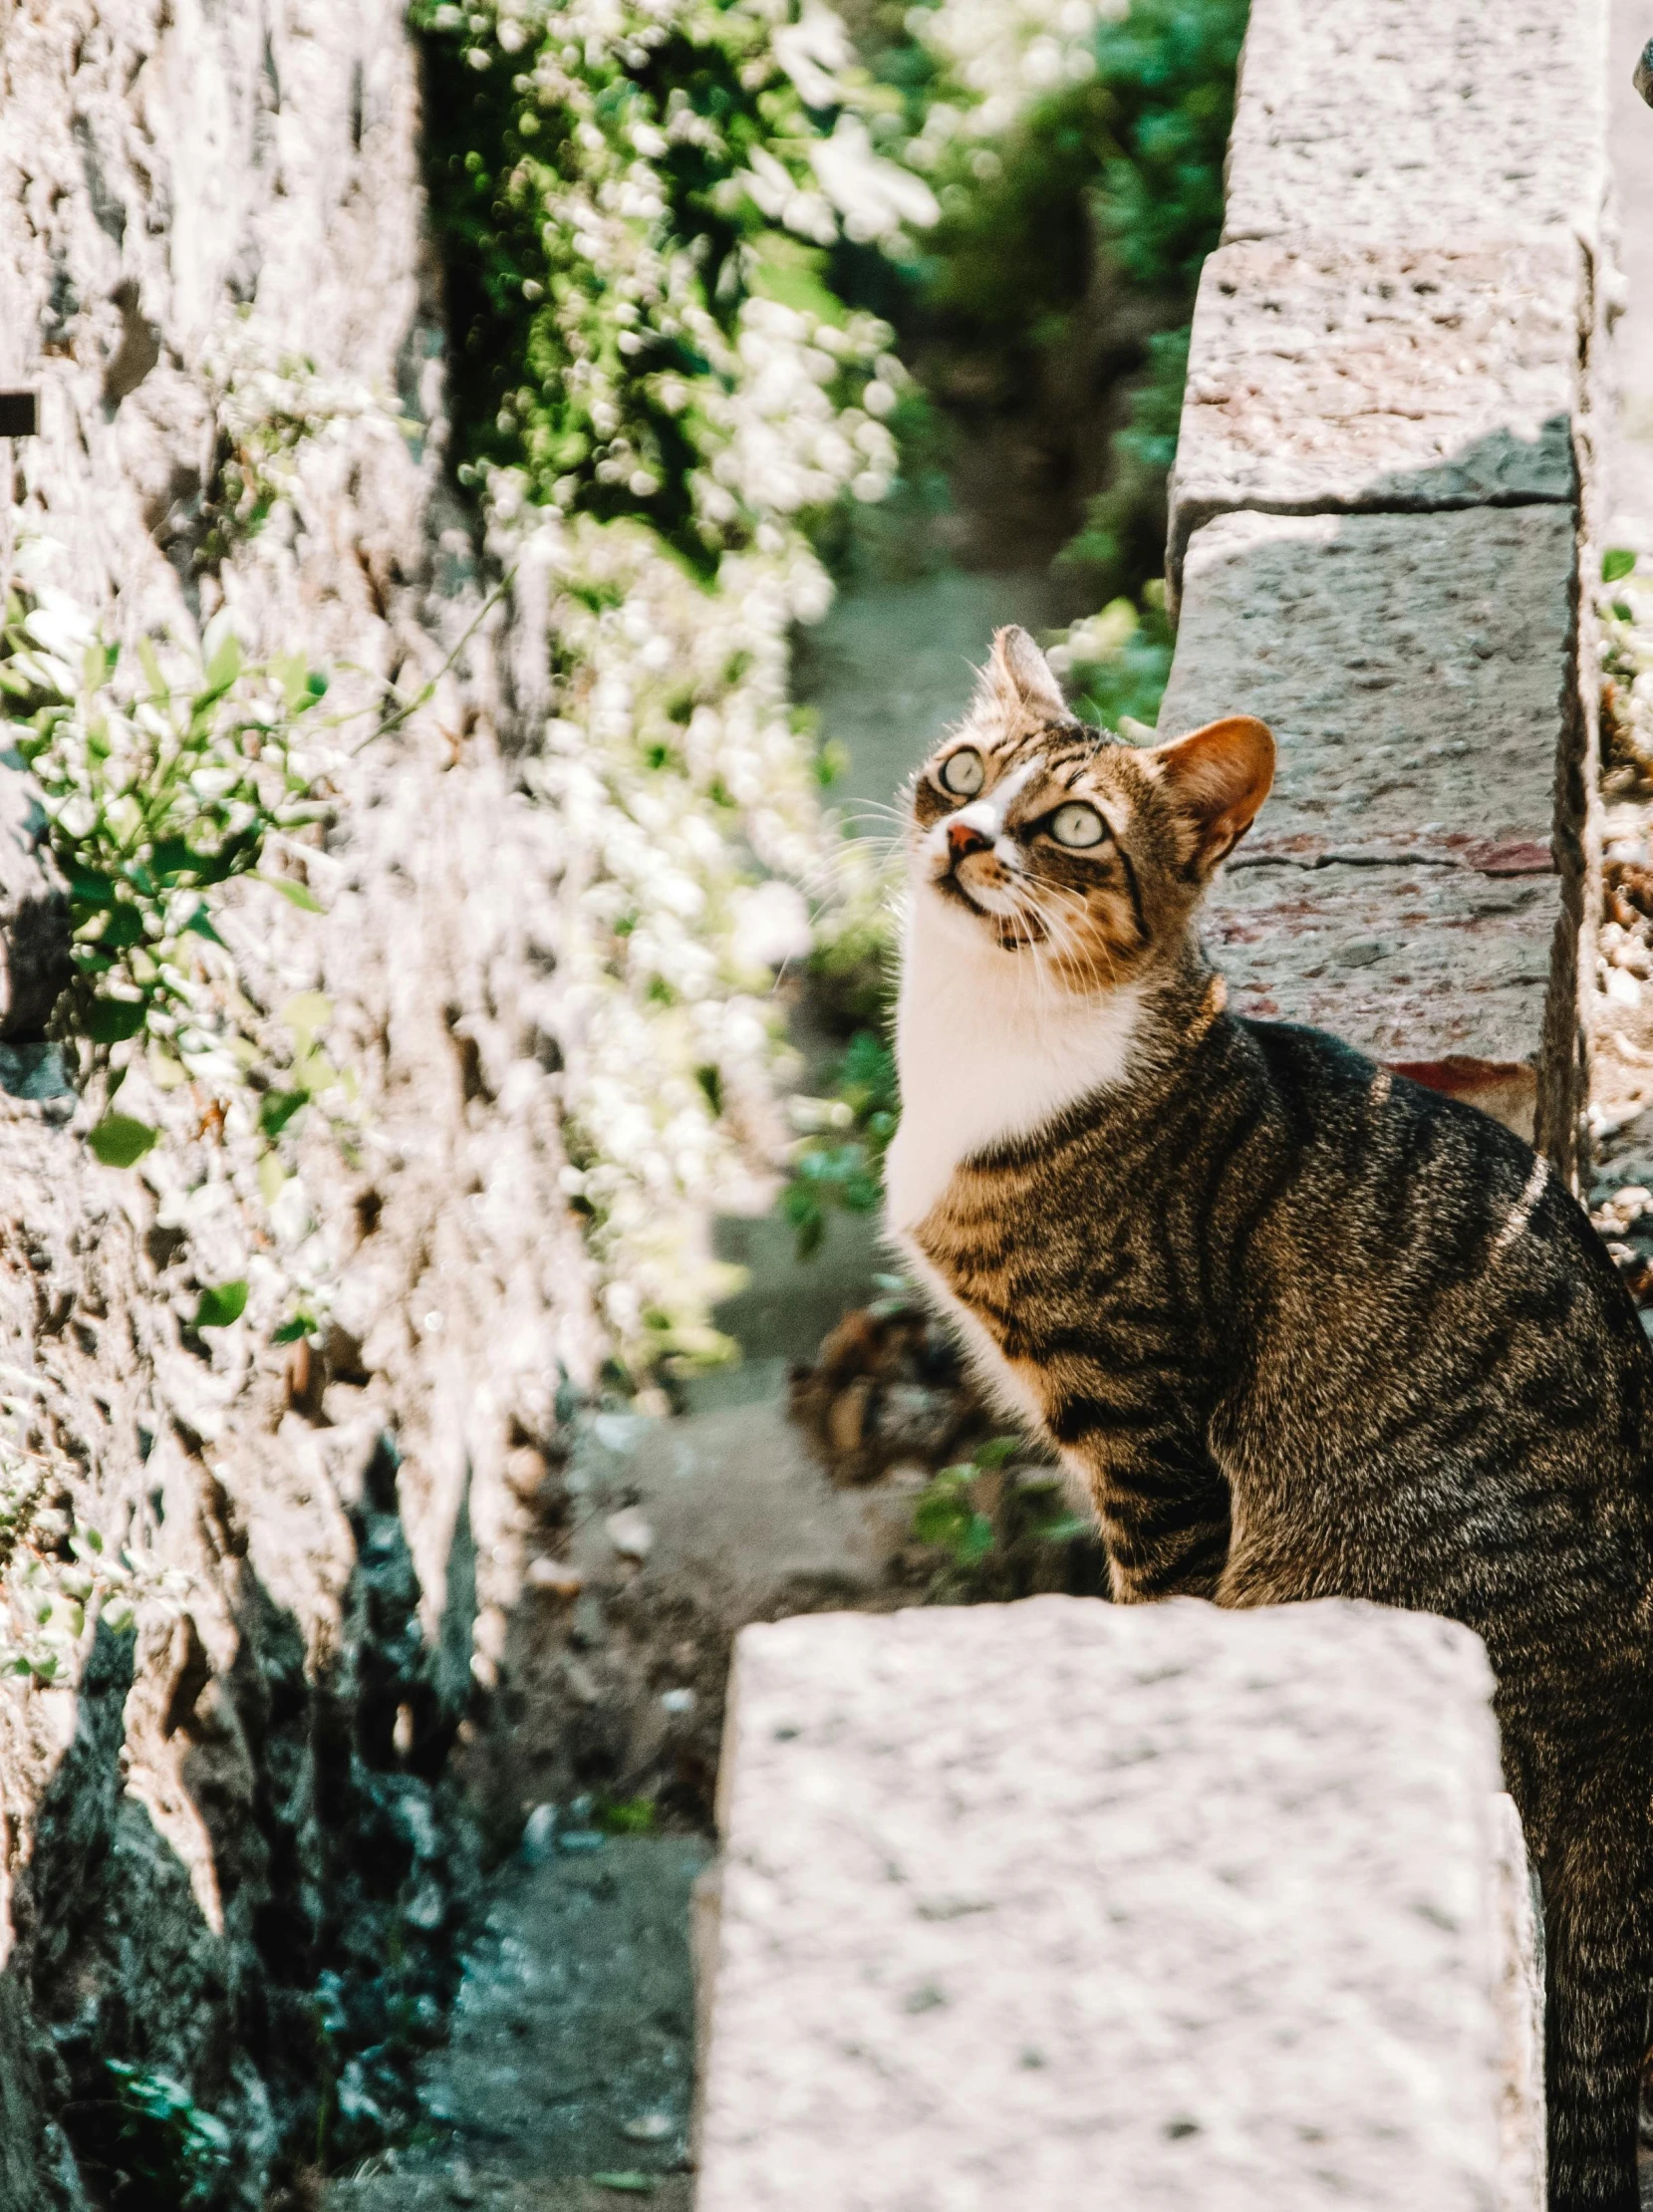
[0,763,69,1040]
[1224,0,1609,249]
[697,1596,1537,2212]
[1157,507,1574,1120]
[1168,238,1583,594]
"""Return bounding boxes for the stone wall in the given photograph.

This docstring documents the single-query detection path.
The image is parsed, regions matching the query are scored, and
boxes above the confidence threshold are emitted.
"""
[1163,0,1613,1177]
[0,3,600,2200]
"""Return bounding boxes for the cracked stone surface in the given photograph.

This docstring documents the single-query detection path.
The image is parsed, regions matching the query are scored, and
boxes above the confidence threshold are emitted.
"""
[1168,237,1583,592]
[698,1597,1538,2212]
[1224,0,1610,249]
[1159,507,1572,1110]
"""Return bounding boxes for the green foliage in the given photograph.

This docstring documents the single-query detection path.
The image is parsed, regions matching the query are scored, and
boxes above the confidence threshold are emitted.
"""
[102,2064,233,2209]
[1604,547,1638,585]
[921,0,1245,327]
[596,1795,658,1835]
[781,1029,898,1257]
[1055,323,1190,612]
[1056,582,1175,732]
[87,1114,160,1169]
[914,0,1246,600]
[411,0,922,571]
[192,1280,250,1330]
[912,1436,1101,1600]
[0,589,336,1108]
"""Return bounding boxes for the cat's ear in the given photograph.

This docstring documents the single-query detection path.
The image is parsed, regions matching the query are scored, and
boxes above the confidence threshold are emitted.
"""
[986,626,1067,721]
[1150,714,1275,875]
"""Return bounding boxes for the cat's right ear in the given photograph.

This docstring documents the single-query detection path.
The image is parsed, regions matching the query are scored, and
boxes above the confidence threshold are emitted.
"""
[1150,714,1275,877]
[984,625,1067,722]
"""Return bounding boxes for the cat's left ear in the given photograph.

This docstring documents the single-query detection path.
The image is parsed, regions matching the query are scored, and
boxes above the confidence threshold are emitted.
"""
[1150,714,1275,876]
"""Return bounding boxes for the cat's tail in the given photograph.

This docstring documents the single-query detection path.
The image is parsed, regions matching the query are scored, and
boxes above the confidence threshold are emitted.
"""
[1537,1759,1652,2210]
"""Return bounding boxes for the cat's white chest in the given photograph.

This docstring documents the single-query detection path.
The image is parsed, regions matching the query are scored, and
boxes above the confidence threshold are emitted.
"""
[883,893,1142,1232]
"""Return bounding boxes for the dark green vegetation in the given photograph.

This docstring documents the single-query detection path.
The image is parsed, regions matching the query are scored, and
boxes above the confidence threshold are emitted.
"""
[912,1436,1108,1601]
[31,1443,478,2207]
[411,0,900,576]
[876,0,1246,607]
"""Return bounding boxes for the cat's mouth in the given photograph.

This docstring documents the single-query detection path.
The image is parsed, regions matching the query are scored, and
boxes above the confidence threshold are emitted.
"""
[936,869,1048,951]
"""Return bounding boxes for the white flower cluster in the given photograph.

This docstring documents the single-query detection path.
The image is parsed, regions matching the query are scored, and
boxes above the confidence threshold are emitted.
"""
[490,478,883,1372]
[906,0,1127,148]
[199,319,408,549]
[436,0,914,1372]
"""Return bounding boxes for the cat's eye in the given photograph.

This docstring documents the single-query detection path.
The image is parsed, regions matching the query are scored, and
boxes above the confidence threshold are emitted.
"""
[1049,802,1106,850]
[939,748,985,797]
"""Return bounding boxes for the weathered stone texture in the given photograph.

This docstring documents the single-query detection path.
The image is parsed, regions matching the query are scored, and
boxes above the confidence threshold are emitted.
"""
[1224,0,1610,249]
[1160,507,1571,1111]
[1162,0,1608,1173]
[1169,238,1583,589]
[699,1597,1535,2212]
[0,0,601,2199]
[1164,507,1572,863]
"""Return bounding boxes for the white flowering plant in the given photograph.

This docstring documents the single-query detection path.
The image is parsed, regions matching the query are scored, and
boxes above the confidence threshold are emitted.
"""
[0,581,345,1176]
[195,323,413,573]
[413,0,930,1372]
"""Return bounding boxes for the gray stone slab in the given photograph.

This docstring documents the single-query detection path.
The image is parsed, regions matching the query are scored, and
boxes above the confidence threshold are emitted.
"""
[1169,238,1583,592]
[697,1596,1536,2212]
[1224,0,1610,249]
[1158,507,1574,1087]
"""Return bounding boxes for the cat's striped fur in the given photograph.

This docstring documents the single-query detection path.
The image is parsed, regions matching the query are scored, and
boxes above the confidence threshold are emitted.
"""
[891,627,1653,2210]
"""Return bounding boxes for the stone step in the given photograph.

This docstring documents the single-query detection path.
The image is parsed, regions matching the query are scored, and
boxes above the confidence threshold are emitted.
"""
[1167,235,1584,599]
[1224,0,1609,250]
[695,1597,1542,2212]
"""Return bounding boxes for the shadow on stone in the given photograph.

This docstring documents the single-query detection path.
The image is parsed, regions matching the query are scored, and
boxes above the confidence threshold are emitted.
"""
[5,1431,482,2209]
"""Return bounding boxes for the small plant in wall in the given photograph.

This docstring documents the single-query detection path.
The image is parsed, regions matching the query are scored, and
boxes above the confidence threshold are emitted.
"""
[0,566,354,1335]
[0,1446,183,1681]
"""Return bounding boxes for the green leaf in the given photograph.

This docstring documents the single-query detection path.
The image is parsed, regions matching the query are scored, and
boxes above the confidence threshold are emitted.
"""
[94,906,144,951]
[257,873,324,913]
[258,1089,308,1140]
[88,1114,158,1167]
[183,908,226,947]
[974,1436,1020,1471]
[193,1280,249,1329]
[202,631,243,694]
[1603,547,1637,584]
[957,1511,995,1564]
[1035,1514,1092,1544]
[67,870,118,908]
[84,995,148,1043]
[273,1313,317,1345]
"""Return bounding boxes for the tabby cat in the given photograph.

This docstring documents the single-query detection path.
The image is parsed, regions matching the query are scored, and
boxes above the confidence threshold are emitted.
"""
[887,627,1653,2212]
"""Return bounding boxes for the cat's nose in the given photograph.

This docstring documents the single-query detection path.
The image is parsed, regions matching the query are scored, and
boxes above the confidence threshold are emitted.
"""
[947,819,990,861]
